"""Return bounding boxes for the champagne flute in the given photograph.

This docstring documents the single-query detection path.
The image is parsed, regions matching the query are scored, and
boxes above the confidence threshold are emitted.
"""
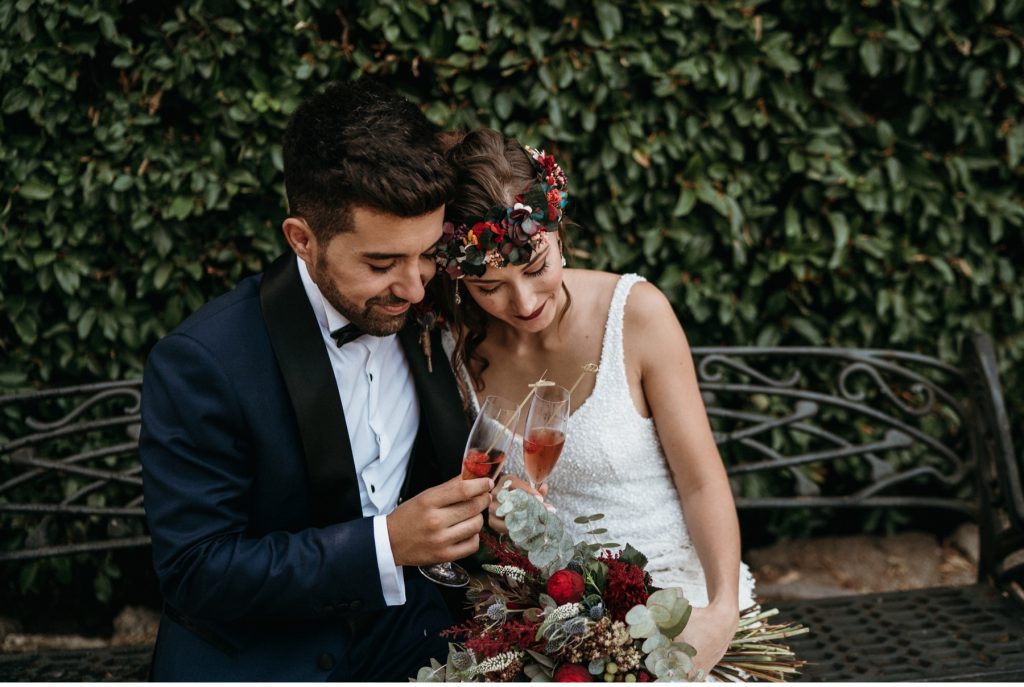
[522,384,570,496]
[419,395,519,587]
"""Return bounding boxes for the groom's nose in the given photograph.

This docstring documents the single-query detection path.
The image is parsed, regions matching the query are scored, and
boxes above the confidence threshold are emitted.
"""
[390,260,426,304]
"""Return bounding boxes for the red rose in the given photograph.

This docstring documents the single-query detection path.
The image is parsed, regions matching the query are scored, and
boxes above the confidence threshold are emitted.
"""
[637,671,652,682]
[546,569,585,605]
[554,664,592,682]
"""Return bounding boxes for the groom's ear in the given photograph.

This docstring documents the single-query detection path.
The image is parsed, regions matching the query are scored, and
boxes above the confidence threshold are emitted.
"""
[282,217,316,263]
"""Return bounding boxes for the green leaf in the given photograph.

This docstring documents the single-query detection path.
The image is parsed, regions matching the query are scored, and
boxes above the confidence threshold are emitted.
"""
[672,188,696,217]
[828,26,857,47]
[456,35,480,52]
[860,41,883,76]
[788,317,823,345]
[166,196,193,220]
[2,87,32,113]
[53,262,80,294]
[77,309,97,339]
[595,2,622,41]
[447,53,470,68]
[214,18,244,33]
[885,29,921,51]
[154,263,173,289]
[827,212,850,269]
[929,257,955,284]
[618,543,649,569]
[494,91,513,120]
[13,313,38,345]
[18,180,55,200]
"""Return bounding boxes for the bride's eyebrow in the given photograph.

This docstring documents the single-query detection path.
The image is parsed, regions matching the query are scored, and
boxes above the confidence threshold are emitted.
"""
[466,245,551,285]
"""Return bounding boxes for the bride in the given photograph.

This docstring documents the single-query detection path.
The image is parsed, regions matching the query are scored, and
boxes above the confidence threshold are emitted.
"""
[430,128,756,677]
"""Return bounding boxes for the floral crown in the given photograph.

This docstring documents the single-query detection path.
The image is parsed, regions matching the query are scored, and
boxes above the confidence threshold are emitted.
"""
[435,144,569,279]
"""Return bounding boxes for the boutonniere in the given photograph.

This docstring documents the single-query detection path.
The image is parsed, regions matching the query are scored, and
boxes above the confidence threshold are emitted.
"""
[413,299,446,373]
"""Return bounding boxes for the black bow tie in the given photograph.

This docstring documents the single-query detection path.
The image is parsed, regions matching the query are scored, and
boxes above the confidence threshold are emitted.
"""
[330,323,364,347]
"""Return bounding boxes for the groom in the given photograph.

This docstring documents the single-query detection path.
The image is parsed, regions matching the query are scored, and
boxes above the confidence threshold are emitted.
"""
[139,80,485,681]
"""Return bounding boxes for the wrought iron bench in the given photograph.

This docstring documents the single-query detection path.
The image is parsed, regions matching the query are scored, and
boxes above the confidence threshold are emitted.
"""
[698,333,1024,681]
[1,333,1021,681]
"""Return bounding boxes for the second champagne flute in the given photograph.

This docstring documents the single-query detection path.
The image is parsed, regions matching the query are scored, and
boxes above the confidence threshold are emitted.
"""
[419,395,519,587]
[522,384,570,494]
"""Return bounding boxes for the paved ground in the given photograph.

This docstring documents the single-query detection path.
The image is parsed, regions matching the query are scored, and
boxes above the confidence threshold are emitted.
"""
[747,523,978,601]
[0,525,979,653]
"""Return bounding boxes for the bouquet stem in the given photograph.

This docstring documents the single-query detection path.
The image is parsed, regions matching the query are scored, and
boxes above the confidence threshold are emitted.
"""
[710,604,810,683]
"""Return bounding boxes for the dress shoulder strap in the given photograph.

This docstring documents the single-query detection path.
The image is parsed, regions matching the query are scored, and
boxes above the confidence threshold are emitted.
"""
[595,273,647,394]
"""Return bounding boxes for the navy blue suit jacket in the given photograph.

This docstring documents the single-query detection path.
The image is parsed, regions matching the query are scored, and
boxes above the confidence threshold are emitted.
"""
[140,253,468,681]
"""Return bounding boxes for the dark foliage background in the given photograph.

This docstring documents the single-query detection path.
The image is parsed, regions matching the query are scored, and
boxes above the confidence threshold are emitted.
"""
[1,0,1022,615]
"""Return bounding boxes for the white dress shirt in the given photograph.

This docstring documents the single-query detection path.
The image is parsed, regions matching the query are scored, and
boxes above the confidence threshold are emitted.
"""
[297,258,419,605]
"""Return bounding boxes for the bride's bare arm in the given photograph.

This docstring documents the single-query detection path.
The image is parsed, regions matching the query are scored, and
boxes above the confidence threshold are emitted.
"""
[624,281,741,674]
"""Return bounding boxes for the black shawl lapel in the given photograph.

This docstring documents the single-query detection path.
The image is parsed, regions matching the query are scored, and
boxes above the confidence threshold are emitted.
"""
[397,323,469,495]
[259,253,362,526]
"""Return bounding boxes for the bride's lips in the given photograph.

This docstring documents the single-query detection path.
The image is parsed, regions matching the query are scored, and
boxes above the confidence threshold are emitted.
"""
[515,302,547,321]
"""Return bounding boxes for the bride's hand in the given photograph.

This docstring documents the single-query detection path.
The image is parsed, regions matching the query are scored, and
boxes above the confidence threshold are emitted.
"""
[487,475,548,535]
[676,600,738,679]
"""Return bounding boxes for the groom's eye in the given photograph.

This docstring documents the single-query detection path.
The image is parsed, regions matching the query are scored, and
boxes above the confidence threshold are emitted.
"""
[368,262,396,274]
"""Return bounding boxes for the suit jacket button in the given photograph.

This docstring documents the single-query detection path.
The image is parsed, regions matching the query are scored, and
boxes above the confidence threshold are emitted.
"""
[318,653,335,671]
[350,600,362,611]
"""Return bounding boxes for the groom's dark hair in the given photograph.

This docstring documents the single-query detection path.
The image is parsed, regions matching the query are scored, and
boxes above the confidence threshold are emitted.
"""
[283,79,454,241]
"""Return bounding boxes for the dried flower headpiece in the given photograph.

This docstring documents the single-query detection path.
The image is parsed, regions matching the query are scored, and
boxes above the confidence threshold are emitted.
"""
[435,145,569,279]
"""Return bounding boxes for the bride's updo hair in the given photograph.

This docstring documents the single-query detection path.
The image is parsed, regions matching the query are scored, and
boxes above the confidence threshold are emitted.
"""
[434,128,573,408]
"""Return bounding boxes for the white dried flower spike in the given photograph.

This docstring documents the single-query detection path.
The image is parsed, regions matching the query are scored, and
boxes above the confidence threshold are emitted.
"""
[472,649,523,676]
[545,602,584,623]
[481,564,528,583]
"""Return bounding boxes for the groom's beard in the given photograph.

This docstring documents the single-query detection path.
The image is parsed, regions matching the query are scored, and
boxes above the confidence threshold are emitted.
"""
[314,256,409,337]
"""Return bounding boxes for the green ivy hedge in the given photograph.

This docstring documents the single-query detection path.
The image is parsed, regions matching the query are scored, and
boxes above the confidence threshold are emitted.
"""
[1,0,1022,608]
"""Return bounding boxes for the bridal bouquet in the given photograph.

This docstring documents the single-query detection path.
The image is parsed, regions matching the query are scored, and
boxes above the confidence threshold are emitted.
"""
[416,486,809,683]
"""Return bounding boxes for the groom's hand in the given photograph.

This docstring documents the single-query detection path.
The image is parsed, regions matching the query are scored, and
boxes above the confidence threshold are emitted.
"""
[386,475,493,566]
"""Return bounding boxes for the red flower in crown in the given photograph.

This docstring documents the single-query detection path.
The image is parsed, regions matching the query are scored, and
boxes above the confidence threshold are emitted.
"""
[536,151,557,173]
[547,189,562,221]
[471,221,500,241]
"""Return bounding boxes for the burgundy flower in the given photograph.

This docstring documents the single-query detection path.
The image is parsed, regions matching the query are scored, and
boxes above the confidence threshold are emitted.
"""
[598,552,650,621]
[546,569,585,605]
[508,202,533,224]
[554,664,592,682]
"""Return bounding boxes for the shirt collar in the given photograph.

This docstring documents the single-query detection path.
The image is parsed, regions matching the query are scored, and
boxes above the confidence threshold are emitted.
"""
[296,256,386,352]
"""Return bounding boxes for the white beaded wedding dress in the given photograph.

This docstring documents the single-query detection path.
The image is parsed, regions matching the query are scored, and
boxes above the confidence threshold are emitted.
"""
[443,274,756,609]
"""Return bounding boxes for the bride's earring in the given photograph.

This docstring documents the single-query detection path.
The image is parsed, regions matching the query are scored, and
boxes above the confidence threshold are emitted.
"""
[454,281,462,305]
[561,254,567,267]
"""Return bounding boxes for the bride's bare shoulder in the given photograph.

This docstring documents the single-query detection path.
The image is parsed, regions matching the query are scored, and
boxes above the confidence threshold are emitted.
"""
[564,268,620,310]
[623,279,688,337]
